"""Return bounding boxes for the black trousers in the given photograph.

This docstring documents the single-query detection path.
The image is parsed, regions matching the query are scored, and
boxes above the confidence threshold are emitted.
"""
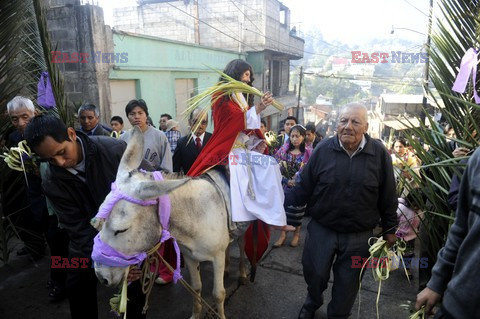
[66,263,147,319]
[301,219,372,319]
[45,215,69,287]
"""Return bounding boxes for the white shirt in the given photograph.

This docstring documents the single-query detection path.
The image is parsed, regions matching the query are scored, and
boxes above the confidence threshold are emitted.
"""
[338,135,367,158]
[193,132,205,145]
[66,138,86,182]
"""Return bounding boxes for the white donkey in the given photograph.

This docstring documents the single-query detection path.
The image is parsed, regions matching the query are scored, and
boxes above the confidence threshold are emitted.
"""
[92,127,246,319]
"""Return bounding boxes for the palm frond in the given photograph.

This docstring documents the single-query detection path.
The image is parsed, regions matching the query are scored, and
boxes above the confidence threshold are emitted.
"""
[394,0,480,264]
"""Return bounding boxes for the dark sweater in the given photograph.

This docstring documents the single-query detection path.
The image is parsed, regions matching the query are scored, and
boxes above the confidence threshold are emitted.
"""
[285,134,398,233]
[42,132,126,258]
[427,148,480,318]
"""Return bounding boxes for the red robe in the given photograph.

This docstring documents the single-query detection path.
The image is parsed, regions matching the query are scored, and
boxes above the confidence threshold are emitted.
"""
[187,95,270,270]
[188,96,246,176]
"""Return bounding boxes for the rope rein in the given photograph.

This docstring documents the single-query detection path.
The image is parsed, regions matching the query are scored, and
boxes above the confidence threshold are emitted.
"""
[142,248,223,318]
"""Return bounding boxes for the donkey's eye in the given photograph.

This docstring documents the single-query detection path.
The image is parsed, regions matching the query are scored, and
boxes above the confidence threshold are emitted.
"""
[114,228,129,236]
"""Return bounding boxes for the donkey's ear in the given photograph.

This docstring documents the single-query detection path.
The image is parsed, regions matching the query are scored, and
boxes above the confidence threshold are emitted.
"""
[134,179,190,200]
[118,126,144,179]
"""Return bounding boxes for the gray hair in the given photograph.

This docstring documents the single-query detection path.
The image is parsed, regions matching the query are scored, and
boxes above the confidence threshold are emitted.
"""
[7,96,35,114]
[339,102,368,122]
[189,108,207,124]
[78,103,100,117]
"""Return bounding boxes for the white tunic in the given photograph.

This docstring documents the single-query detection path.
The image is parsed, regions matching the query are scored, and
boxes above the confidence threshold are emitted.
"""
[228,105,287,226]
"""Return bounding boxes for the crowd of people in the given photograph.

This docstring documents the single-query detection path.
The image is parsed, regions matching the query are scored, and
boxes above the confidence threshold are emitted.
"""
[2,58,479,319]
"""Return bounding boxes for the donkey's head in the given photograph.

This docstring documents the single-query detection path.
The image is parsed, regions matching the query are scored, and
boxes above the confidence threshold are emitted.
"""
[92,126,187,286]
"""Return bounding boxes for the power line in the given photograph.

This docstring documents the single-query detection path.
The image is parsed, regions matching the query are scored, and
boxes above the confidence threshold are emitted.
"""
[304,73,424,87]
[228,0,264,35]
[164,2,259,52]
[195,1,245,44]
[401,0,429,17]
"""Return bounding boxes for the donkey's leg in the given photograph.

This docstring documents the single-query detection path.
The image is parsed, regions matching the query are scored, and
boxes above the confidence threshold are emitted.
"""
[212,251,227,319]
[184,256,202,319]
[224,243,231,278]
[237,234,248,285]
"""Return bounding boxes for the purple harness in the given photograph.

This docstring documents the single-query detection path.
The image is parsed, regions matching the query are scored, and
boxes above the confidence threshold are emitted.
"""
[91,171,182,283]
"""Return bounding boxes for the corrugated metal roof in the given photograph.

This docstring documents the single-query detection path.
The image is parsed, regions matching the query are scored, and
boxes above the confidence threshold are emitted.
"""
[382,118,421,130]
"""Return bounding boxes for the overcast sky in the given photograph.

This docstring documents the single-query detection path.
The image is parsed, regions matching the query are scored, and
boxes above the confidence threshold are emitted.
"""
[97,0,432,45]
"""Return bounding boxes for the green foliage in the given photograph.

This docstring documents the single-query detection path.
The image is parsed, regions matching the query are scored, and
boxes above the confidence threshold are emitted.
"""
[303,76,368,106]
[0,0,70,262]
[397,0,480,263]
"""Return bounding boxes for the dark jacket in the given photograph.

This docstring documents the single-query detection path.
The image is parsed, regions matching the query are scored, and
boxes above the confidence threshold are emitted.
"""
[173,132,212,174]
[428,148,480,318]
[285,134,398,233]
[80,124,110,136]
[42,132,126,257]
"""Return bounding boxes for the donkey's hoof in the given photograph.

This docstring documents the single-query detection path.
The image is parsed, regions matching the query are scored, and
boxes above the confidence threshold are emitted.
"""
[238,276,248,285]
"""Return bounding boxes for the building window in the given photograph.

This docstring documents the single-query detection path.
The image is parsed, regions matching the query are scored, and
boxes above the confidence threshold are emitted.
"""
[279,4,288,28]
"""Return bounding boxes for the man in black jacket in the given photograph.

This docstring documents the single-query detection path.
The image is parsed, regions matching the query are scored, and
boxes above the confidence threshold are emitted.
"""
[286,103,398,319]
[25,115,145,319]
[173,108,211,173]
[77,103,110,136]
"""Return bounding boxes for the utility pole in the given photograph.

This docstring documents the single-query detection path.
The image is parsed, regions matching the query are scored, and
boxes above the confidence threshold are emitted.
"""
[296,66,303,121]
[422,0,433,119]
[193,0,200,45]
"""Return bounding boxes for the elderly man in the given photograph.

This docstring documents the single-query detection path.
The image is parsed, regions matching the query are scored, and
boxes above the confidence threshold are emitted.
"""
[77,104,109,136]
[173,108,211,174]
[6,96,69,301]
[5,96,44,257]
[285,103,398,319]
[6,96,35,146]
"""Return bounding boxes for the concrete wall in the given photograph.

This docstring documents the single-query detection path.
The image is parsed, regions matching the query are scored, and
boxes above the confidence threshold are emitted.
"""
[45,1,113,123]
[112,0,302,57]
[110,31,245,131]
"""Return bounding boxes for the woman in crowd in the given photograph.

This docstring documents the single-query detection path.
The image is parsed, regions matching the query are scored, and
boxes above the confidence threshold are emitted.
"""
[391,138,419,198]
[274,124,312,247]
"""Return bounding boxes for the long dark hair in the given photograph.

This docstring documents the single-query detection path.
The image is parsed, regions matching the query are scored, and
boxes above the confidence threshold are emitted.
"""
[288,125,307,153]
[220,59,255,107]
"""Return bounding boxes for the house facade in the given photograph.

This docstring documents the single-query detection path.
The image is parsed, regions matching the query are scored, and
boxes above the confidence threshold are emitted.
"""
[112,0,304,131]
[109,31,244,133]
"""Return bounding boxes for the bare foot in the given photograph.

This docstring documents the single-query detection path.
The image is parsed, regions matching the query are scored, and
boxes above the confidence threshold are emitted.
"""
[271,225,295,232]
[273,231,286,248]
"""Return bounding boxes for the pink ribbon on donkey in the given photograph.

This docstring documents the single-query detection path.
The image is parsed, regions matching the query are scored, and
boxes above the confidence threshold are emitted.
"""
[452,48,480,103]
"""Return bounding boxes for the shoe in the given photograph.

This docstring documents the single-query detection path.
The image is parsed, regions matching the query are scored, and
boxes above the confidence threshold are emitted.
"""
[273,232,286,248]
[298,305,315,319]
[49,286,66,302]
[16,247,28,256]
[154,277,172,285]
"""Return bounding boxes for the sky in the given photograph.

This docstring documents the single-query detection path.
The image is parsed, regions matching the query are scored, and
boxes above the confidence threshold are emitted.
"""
[97,0,432,46]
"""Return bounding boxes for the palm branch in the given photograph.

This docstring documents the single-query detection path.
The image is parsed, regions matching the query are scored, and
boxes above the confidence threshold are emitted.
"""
[0,0,70,262]
[395,0,480,265]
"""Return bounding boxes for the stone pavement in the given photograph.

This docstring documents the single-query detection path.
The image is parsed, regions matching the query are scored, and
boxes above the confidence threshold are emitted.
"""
[0,218,420,319]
